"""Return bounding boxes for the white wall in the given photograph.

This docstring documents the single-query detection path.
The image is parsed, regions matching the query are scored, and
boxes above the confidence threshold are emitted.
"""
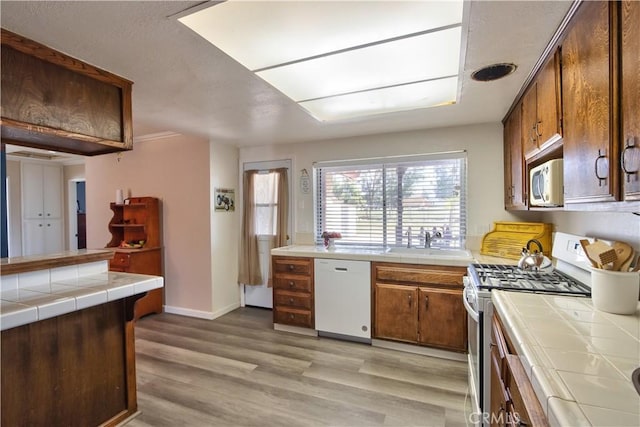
[6,159,21,257]
[240,123,541,250]
[85,134,215,315]
[209,141,241,317]
[541,211,640,252]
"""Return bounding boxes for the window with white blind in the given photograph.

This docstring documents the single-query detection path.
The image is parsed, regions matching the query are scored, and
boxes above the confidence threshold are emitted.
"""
[314,152,466,249]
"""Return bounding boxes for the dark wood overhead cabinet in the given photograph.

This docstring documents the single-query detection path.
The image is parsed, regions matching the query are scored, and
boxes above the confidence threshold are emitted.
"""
[0,29,133,156]
[621,0,640,200]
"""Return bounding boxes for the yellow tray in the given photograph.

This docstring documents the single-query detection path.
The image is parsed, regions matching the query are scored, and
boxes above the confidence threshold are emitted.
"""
[480,222,553,260]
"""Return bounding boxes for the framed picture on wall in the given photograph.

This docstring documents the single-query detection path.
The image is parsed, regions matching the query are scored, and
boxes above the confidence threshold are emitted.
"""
[214,188,235,212]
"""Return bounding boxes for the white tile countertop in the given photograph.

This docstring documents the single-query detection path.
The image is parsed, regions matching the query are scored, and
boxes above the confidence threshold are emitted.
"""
[0,260,163,331]
[492,290,640,427]
[271,244,475,267]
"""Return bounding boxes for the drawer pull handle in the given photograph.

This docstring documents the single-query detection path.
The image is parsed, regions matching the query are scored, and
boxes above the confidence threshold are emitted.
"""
[288,264,294,271]
[594,148,608,187]
[289,298,294,304]
[622,137,639,183]
[289,281,294,287]
[289,314,294,320]
[408,294,412,307]
[425,295,429,310]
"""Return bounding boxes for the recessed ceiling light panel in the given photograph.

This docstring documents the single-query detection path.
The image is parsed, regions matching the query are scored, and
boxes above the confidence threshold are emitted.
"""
[179,0,465,121]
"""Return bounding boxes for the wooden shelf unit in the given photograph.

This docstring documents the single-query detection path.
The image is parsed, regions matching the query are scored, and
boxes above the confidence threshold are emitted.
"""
[106,196,163,319]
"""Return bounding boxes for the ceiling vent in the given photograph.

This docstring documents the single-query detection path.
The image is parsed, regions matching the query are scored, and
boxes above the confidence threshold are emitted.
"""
[471,63,517,82]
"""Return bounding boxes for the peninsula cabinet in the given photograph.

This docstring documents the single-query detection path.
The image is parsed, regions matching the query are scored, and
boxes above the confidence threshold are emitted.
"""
[0,29,133,156]
[503,101,527,210]
[621,0,640,200]
[272,256,314,329]
[106,197,163,319]
[491,314,549,427]
[561,0,617,204]
[373,263,467,352]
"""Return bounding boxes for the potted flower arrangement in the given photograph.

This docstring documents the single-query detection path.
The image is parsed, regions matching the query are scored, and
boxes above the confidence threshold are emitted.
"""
[321,231,342,250]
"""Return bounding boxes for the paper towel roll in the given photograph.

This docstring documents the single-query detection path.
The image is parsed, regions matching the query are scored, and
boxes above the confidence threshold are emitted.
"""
[116,189,124,205]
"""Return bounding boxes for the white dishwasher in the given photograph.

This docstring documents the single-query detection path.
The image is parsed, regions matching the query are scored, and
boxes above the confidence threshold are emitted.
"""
[314,258,371,342]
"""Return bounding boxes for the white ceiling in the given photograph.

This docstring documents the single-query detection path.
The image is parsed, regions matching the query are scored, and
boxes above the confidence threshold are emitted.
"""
[0,1,573,148]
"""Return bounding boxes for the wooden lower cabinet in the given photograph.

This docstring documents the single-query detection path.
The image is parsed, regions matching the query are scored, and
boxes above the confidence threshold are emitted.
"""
[374,283,419,342]
[417,287,466,351]
[491,314,549,427]
[272,256,314,329]
[373,262,467,352]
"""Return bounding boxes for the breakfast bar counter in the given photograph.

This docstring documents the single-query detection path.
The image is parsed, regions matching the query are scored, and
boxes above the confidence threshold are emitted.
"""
[492,290,640,426]
[0,250,164,426]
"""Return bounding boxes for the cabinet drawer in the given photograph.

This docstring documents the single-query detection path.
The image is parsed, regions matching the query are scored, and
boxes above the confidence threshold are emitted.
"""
[274,291,312,310]
[374,263,465,287]
[273,258,311,275]
[273,276,312,292]
[110,252,130,268]
[274,308,312,328]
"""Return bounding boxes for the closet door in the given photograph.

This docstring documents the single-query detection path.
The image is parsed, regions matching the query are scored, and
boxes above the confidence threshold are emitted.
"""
[21,163,44,219]
[42,165,62,219]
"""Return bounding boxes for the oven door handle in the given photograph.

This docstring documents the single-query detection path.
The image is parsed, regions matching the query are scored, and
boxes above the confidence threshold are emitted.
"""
[463,285,479,323]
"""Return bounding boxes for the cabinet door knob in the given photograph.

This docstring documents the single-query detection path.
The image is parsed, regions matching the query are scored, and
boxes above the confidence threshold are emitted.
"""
[288,264,294,271]
[38,213,42,216]
[47,224,51,227]
[289,313,294,320]
[425,295,429,310]
[38,224,43,227]
[289,281,294,287]
[47,213,51,216]
[408,294,412,307]
[289,298,294,304]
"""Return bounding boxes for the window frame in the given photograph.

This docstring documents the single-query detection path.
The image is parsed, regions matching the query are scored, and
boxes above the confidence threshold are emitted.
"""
[313,151,467,249]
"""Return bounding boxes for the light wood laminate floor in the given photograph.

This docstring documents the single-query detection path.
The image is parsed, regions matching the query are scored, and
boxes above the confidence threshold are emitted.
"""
[125,307,471,427]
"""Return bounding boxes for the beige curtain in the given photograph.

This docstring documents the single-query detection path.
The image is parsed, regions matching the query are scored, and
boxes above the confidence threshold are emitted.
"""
[238,170,262,285]
[268,168,289,286]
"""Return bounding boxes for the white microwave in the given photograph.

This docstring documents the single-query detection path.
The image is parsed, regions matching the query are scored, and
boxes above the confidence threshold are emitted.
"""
[530,159,563,207]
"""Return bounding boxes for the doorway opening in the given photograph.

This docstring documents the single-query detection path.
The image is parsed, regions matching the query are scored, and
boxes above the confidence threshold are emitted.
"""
[241,159,292,309]
[68,179,86,250]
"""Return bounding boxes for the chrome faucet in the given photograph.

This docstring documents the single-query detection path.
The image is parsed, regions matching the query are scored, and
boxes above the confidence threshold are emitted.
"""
[419,227,427,248]
[405,226,412,248]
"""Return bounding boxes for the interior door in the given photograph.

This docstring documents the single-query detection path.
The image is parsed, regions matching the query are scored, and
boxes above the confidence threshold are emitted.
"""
[242,159,292,308]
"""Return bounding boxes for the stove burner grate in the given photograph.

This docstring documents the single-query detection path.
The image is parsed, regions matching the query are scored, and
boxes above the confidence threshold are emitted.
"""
[469,263,591,296]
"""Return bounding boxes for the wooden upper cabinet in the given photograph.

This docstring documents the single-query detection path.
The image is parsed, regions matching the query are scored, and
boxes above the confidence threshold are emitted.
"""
[504,103,526,210]
[521,52,562,160]
[0,29,133,156]
[621,0,640,200]
[561,1,618,203]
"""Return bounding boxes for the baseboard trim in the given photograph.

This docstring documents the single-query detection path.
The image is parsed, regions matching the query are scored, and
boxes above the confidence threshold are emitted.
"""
[274,323,319,337]
[163,302,241,321]
[163,305,215,320]
[371,339,467,362]
[211,302,241,319]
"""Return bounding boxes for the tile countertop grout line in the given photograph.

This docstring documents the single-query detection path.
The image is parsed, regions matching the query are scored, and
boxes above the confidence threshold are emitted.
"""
[492,291,640,426]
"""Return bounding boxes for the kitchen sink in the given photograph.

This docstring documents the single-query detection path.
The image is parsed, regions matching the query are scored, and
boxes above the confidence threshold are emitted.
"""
[633,367,640,396]
[384,247,472,258]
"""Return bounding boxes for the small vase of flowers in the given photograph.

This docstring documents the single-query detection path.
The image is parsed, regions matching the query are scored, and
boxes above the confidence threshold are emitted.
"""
[321,231,342,251]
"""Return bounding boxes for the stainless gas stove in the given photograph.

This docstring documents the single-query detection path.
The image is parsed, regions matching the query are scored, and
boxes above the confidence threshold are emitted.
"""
[463,232,595,425]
